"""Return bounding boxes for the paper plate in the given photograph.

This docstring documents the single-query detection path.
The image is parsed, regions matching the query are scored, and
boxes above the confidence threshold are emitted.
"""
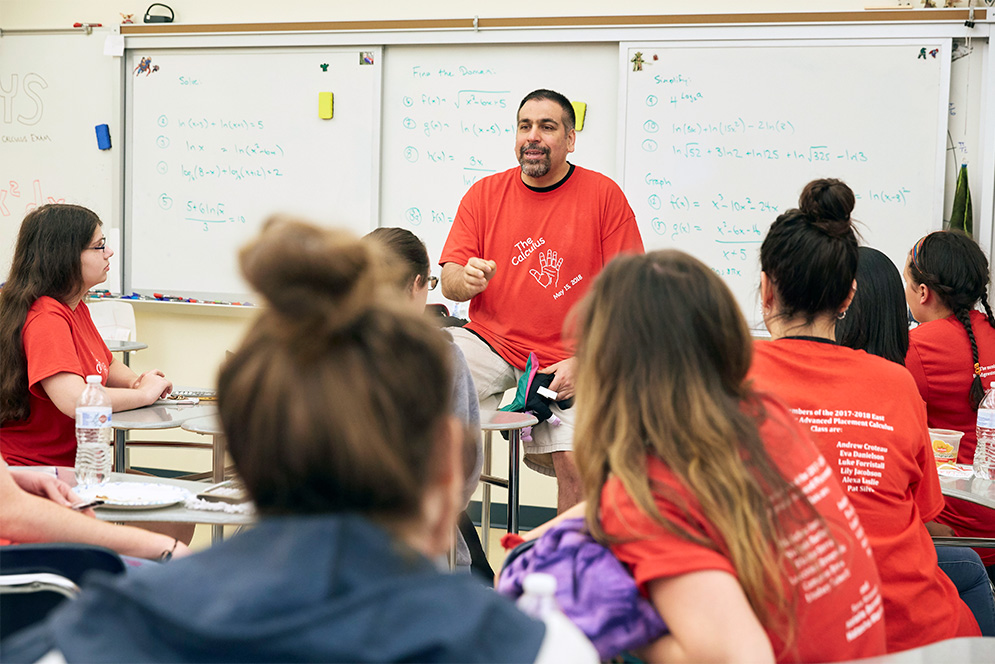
[75,481,191,510]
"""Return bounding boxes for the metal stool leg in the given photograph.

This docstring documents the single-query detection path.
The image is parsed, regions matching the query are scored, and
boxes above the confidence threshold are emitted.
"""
[508,428,521,534]
[481,431,492,556]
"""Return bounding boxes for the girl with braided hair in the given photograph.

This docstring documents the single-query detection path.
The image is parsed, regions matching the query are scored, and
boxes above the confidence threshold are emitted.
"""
[905,230,995,574]
[749,179,981,651]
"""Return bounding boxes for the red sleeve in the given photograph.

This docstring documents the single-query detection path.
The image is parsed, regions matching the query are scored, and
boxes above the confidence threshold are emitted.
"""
[600,183,643,262]
[909,399,945,522]
[601,474,734,595]
[904,339,930,402]
[22,310,86,399]
[439,185,481,268]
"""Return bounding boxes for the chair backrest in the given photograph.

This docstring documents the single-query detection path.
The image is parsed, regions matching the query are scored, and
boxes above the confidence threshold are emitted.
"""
[0,544,126,639]
[88,300,137,342]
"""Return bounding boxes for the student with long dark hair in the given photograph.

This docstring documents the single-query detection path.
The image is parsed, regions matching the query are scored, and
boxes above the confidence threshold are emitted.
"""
[835,246,909,365]
[0,204,170,467]
[574,250,886,662]
[3,219,596,663]
[835,245,994,635]
[749,179,980,651]
[905,230,995,574]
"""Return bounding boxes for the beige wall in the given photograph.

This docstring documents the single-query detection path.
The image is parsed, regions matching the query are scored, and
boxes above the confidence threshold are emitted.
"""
[1,1,912,29]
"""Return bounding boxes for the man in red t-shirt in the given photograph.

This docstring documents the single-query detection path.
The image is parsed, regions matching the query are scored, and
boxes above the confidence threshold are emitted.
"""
[440,89,643,510]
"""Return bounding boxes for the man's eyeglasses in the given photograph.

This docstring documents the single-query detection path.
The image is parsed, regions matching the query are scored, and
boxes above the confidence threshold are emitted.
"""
[427,275,439,291]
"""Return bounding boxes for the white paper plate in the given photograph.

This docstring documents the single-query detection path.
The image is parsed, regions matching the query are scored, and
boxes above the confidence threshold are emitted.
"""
[75,482,191,510]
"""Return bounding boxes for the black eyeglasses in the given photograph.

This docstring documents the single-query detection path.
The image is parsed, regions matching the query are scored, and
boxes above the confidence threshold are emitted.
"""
[427,276,439,291]
[87,239,108,252]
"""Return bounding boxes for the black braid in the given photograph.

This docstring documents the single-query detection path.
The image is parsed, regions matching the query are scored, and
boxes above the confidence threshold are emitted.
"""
[981,294,995,330]
[955,308,984,409]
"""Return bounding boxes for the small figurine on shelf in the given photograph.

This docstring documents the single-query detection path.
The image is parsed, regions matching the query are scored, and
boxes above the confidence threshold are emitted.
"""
[120,13,135,24]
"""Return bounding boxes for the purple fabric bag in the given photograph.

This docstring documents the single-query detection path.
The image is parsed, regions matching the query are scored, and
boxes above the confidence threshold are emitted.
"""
[497,517,668,660]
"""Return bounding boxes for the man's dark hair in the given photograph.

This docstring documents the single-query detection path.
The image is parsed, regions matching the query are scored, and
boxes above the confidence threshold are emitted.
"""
[518,89,575,131]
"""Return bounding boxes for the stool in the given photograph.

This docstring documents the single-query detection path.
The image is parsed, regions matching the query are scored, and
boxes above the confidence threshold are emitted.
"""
[478,411,538,555]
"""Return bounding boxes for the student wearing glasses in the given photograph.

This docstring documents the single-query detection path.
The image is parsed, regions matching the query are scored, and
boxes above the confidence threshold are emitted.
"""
[0,204,172,468]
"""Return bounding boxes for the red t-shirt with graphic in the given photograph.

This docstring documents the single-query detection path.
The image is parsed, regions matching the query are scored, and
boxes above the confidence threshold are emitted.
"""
[601,394,886,663]
[906,311,995,563]
[1,297,112,467]
[440,165,643,370]
[750,339,980,651]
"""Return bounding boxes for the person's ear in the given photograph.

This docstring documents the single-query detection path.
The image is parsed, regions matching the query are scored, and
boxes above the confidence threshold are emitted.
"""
[760,272,774,313]
[840,279,857,313]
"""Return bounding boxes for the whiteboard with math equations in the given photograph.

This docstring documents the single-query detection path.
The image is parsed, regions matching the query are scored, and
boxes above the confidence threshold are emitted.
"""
[124,46,382,300]
[620,40,950,329]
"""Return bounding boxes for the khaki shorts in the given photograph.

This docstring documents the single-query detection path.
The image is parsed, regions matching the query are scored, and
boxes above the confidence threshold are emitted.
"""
[448,327,574,477]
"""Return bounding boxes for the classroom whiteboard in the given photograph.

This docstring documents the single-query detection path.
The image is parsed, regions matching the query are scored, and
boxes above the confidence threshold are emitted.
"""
[381,42,619,304]
[0,32,122,291]
[621,40,950,328]
[125,47,382,300]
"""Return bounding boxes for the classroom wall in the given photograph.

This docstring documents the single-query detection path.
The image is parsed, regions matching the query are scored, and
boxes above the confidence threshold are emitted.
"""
[3,0,986,514]
[0,0,913,29]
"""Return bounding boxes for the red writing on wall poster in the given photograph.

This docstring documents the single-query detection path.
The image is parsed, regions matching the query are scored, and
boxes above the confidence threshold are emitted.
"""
[0,180,65,217]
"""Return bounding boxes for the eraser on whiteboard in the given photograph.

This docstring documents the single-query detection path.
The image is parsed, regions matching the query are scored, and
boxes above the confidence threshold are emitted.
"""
[318,92,334,119]
[571,102,587,131]
[95,124,112,150]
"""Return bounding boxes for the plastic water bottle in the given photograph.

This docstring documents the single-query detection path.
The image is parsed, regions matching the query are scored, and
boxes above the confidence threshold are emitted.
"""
[974,388,995,481]
[516,573,562,620]
[74,375,113,485]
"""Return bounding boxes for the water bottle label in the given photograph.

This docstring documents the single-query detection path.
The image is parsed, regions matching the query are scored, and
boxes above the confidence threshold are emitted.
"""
[76,406,112,428]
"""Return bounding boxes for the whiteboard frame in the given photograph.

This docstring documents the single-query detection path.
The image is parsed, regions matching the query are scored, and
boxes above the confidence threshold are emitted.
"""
[114,20,990,305]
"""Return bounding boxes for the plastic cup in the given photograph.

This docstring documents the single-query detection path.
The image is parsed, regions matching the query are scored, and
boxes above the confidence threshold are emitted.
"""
[929,428,964,467]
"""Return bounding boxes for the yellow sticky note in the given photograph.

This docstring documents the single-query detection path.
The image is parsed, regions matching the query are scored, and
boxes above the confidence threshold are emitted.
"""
[571,101,587,131]
[318,92,334,119]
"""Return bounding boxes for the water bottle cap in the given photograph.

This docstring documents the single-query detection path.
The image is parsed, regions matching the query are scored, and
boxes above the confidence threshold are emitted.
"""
[85,375,102,384]
[522,573,557,596]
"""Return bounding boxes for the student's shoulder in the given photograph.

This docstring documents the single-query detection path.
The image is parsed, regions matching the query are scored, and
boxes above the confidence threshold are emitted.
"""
[24,296,73,327]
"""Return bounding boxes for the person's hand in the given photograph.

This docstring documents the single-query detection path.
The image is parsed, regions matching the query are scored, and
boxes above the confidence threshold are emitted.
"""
[540,357,577,401]
[462,257,497,297]
[9,469,78,507]
[134,370,171,402]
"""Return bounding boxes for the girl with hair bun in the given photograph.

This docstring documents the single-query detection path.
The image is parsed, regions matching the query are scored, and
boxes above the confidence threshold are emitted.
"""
[574,250,885,662]
[4,218,597,664]
[905,230,995,573]
[0,204,171,467]
[749,179,981,651]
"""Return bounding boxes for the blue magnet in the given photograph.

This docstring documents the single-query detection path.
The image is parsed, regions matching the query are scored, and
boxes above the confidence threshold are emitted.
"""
[95,124,111,150]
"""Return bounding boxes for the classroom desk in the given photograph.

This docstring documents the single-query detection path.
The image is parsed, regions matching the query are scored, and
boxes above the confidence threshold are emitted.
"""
[112,402,217,474]
[104,339,148,367]
[180,414,228,542]
[939,475,995,510]
[90,472,253,528]
[180,415,226,485]
[20,467,253,529]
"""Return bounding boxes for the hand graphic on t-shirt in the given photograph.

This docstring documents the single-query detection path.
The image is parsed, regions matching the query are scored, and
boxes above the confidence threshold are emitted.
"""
[530,249,563,289]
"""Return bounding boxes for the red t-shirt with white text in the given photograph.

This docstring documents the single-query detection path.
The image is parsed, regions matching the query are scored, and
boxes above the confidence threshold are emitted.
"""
[0,297,111,467]
[907,311,995,562]
[750,339,979,651]
[440,165,643,370]
[601,394,886,663]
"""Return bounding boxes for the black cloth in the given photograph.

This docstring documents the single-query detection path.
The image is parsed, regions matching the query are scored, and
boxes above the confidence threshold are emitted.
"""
[3,514,545,663]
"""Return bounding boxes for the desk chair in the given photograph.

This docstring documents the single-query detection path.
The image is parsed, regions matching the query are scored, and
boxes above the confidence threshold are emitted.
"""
[0,543,125,638]
[478,411,539,556]
[90,301,141,365]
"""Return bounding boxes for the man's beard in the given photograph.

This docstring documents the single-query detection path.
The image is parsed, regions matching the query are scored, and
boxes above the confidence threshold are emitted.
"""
[519,144,551,178]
